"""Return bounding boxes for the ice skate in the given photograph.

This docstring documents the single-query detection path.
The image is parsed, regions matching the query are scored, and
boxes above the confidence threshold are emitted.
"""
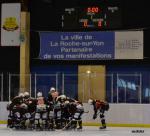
[99,126,106,130]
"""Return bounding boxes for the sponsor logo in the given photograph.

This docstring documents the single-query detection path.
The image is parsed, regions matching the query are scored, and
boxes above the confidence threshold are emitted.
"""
[2,17,19,31]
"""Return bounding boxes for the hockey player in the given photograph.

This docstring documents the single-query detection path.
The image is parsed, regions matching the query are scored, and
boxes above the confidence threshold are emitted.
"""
[56,95,74,128]
[47,87,56,102]
[23,91,37,129]
[46,88,57,130]
[53,94,65,129]
[88,98,109,129]
[63,99,84,130]
[7,93,24,129]
[35,92,47,130]
[72,101,84,130]
[7,101,14,128]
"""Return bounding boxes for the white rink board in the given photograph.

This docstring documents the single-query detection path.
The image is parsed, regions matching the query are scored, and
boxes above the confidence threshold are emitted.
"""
[1,102,150,125]
[82,103,150,124]
[0,102,8,121]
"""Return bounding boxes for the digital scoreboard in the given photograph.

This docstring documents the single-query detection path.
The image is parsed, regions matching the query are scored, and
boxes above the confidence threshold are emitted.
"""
[30,0,149,31]
[62,5,121,30]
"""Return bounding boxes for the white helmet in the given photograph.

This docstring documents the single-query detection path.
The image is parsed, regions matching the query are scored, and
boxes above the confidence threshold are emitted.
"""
[37,92,43,97]
[56,94,66,101]
[49,87,56,93]
[60,95,66,100]
[24,92,29,97]
[19,92,24,97]
[88,99,93,105]
[50,87,56,92]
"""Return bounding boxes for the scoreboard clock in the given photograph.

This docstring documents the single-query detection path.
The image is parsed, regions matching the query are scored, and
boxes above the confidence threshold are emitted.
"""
[62,5,121,30]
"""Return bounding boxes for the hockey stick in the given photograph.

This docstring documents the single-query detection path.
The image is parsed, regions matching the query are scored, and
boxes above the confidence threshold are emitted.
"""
[62,111,89,130]
[62,120,73,130]
[62,119,82,130]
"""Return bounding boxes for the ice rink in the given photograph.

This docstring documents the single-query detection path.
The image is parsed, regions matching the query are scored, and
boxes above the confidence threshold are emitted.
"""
[0,124,150,136]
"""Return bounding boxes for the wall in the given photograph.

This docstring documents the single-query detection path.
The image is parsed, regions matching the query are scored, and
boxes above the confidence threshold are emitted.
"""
[31,65,78,98]
[106,65,150,103]
[1,102,150,125]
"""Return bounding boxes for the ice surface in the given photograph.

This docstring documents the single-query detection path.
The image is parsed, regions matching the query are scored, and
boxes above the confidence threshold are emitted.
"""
[0,124,150,136]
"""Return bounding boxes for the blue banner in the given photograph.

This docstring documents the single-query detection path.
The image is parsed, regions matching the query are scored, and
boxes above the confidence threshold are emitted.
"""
[39,32,115,60]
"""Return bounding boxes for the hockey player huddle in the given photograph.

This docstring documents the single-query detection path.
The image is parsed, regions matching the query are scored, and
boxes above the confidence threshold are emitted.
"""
[7,87,109,131]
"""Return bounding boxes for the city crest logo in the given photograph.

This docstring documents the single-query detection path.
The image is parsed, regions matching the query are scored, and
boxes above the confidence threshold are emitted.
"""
[2,17,19,31]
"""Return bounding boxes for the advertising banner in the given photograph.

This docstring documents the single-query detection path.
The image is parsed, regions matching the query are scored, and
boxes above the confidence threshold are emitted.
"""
[115,31,143,59]
[1,3,21,46]
[39,32,115,60]
[39,31,143,60]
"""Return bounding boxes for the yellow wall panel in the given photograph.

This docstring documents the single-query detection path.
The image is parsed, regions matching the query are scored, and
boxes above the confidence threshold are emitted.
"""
[78,65,106,102]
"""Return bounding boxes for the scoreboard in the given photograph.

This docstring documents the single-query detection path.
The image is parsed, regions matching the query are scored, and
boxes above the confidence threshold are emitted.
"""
[30,0,150,31]
[62,5,121,30]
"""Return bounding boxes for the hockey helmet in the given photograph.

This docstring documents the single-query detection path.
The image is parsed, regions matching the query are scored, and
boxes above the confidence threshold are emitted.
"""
[19,92,24,97]
[88,99,93,105]
[24,91,30,99]
[49,87,56,93]
[37,92,43,97]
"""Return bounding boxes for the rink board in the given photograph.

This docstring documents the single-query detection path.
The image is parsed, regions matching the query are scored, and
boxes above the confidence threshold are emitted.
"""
[1,102,150,127]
